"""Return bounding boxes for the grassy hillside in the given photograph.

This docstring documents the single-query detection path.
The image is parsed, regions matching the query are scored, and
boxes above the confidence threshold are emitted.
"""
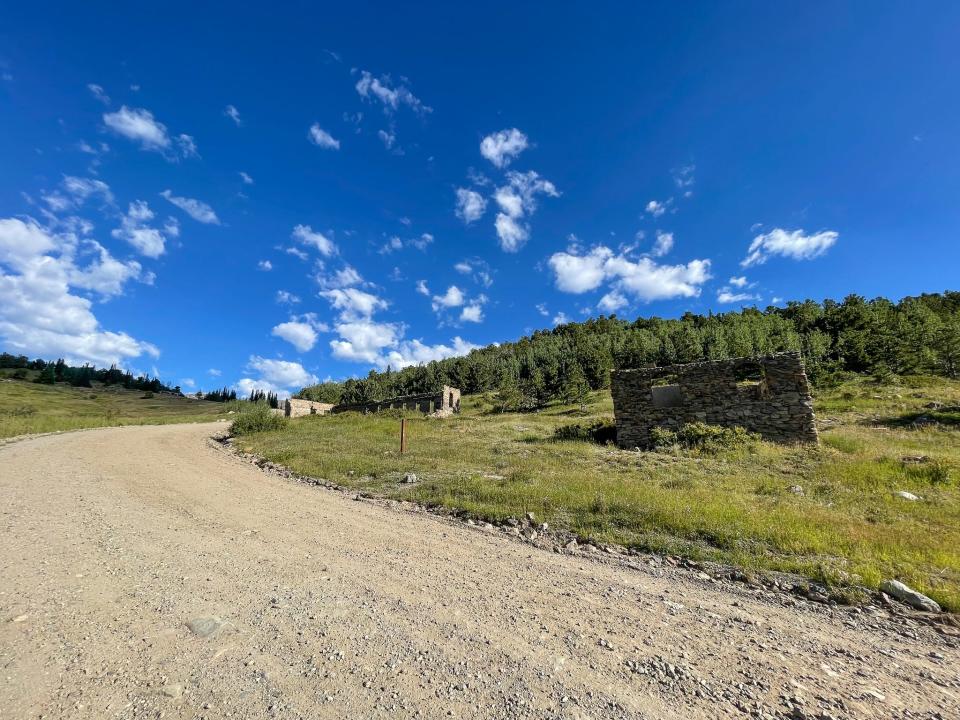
[0,379,232,438]
[236,375,960,611]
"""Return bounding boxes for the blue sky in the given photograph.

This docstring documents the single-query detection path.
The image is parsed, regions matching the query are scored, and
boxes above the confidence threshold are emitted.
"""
[1,3,959,396]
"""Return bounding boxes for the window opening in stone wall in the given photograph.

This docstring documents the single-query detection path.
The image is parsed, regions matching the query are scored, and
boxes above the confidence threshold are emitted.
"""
[734,360,767,398]
[651,384,683,408]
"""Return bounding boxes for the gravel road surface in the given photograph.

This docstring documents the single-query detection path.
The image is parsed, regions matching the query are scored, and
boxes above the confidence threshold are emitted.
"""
[1,423,957,719]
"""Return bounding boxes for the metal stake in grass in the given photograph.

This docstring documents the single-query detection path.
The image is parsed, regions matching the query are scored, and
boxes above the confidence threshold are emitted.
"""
[400,417,407,454]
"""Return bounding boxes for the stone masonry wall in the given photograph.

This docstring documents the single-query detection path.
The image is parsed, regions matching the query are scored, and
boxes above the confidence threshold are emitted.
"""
[331,385,461,416]
[610,352,818,448]
[285,398,335,418]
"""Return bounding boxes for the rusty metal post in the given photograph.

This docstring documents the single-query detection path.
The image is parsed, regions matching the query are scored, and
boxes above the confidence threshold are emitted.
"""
[400,418,407,454]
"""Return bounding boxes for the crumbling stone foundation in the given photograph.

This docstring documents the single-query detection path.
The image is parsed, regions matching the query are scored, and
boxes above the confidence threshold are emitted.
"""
[610,352,818,448]
[332,385,461,417]
[285,398,335,418]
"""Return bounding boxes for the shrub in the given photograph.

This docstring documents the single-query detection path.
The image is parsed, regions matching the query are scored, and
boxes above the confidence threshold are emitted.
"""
[231,404,288,436]
[905,459,952,485]
[553,418,617,444]
[650,421,758,454]
[141,392,154,399]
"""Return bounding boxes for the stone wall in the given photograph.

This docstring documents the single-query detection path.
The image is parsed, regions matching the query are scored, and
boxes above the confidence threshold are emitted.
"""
[331,385,461,416]
[285,398,335,418]
[610,352,818,448]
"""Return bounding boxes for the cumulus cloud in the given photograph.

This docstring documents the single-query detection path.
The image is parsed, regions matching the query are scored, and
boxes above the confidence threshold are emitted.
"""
[111,201,169,258]
[236,356,318,399]
[239,171,254,185]
[460,304,484,323]
[224,104,241,126]
[320,287,388,321]
[315,263,362,290]
[651,230,674,257]
[455,188,487,224]
[480,128,528,168]
[415,280,430,296]
[257,260,272,271]
[379,336,478,371]
[0,217,156,366]
[548,244,711,302]
[271,320,318,352]
[355,70,431,115]
[741,228,839,267]
[308,124,340,150]
[492,170,559,252]
[729,276,748,288]
[275,290,300,304]
[646,199,669,218]
[329,319,402,364]
[292,224,337,256]
[160,190,220,224]
[103,106,197,159]
[380,232,433,254]
[431,285,465,311]
[598,290,628,313]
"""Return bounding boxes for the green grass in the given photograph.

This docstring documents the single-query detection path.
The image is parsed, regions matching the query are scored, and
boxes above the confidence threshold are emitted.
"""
[237,375,960,612]
[0,379,232,438]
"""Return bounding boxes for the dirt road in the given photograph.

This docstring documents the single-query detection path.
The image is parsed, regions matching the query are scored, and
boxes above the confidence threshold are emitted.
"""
[1,423,957,719]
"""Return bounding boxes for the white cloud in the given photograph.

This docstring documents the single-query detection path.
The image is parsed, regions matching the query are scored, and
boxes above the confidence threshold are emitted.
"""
[355,70,431,115]
[455,188,487,224]
[308,124,340,150]
[315,264,362,290]
[553,312,570,325]
[329,319,402,364]
[672,164,695,195]
[492,170,559,252]
[378,129,396,149]
[180,378,195,388]
[272,320,318,352]
[717,290,760,304]
[380,337,478,371]
[258,260,272,271]
[729,275,748,288]
[598,290,628,313]
[111,201,169,258]
[454,261,472,274]
[43,176,114,213]
[236,356,319,399]
[321,287,388,321]
[208,368,221,377]
[285,246,309,261]
[276,290,301,304]
[103,106,196,159]
[431,285,465,311]
[651,230,674,257]
[292,224,337,256]
[239,171,254,185]
[224,105,241,126]
[646,199,668,218]
[0,217,157,366]
[415,279,430,296]
[536,302,549,317]
[548,244,711,302]
[460,304,484,323]
[480,128,528,169]
[741,228,839,267]
[160,190,220,225]
[87,83,110,104]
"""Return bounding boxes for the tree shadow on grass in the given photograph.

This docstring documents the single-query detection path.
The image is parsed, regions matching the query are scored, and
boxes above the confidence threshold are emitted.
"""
[868,406,960,430]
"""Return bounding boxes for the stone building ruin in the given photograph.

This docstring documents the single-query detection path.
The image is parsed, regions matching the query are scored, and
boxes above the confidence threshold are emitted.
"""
[610,352,818,448]
[284,398,335,417]
[332,385,461,417]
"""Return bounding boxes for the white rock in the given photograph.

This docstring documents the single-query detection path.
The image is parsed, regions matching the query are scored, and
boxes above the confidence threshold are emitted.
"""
[895,490,921,501]
[880,579,941,612]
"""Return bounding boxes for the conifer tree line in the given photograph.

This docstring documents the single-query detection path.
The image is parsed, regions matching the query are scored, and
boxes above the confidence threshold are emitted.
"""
[247,389,280,409]
[196,387,238,402]
[0,355,176,393]
[298,292,960,411]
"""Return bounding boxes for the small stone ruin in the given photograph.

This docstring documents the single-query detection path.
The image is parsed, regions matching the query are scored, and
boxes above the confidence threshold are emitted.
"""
[284,398,335,417]
[331,385,461,417]
[610,352,818,448]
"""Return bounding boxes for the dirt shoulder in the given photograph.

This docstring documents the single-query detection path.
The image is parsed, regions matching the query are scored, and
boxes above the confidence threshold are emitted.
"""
[1,423,957,719]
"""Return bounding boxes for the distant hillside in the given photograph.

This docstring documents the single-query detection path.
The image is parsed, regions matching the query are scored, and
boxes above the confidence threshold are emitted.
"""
[0,378,231,439]
[299,291,960,410]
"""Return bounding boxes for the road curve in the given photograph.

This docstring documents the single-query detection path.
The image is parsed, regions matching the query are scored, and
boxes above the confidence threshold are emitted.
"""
[1,423,957,719]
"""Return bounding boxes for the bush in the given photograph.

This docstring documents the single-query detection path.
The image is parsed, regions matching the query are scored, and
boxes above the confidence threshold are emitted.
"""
[231,405,288,436]
[553,418,617,444]
[141,392,154,399]
[650,421,758,454]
